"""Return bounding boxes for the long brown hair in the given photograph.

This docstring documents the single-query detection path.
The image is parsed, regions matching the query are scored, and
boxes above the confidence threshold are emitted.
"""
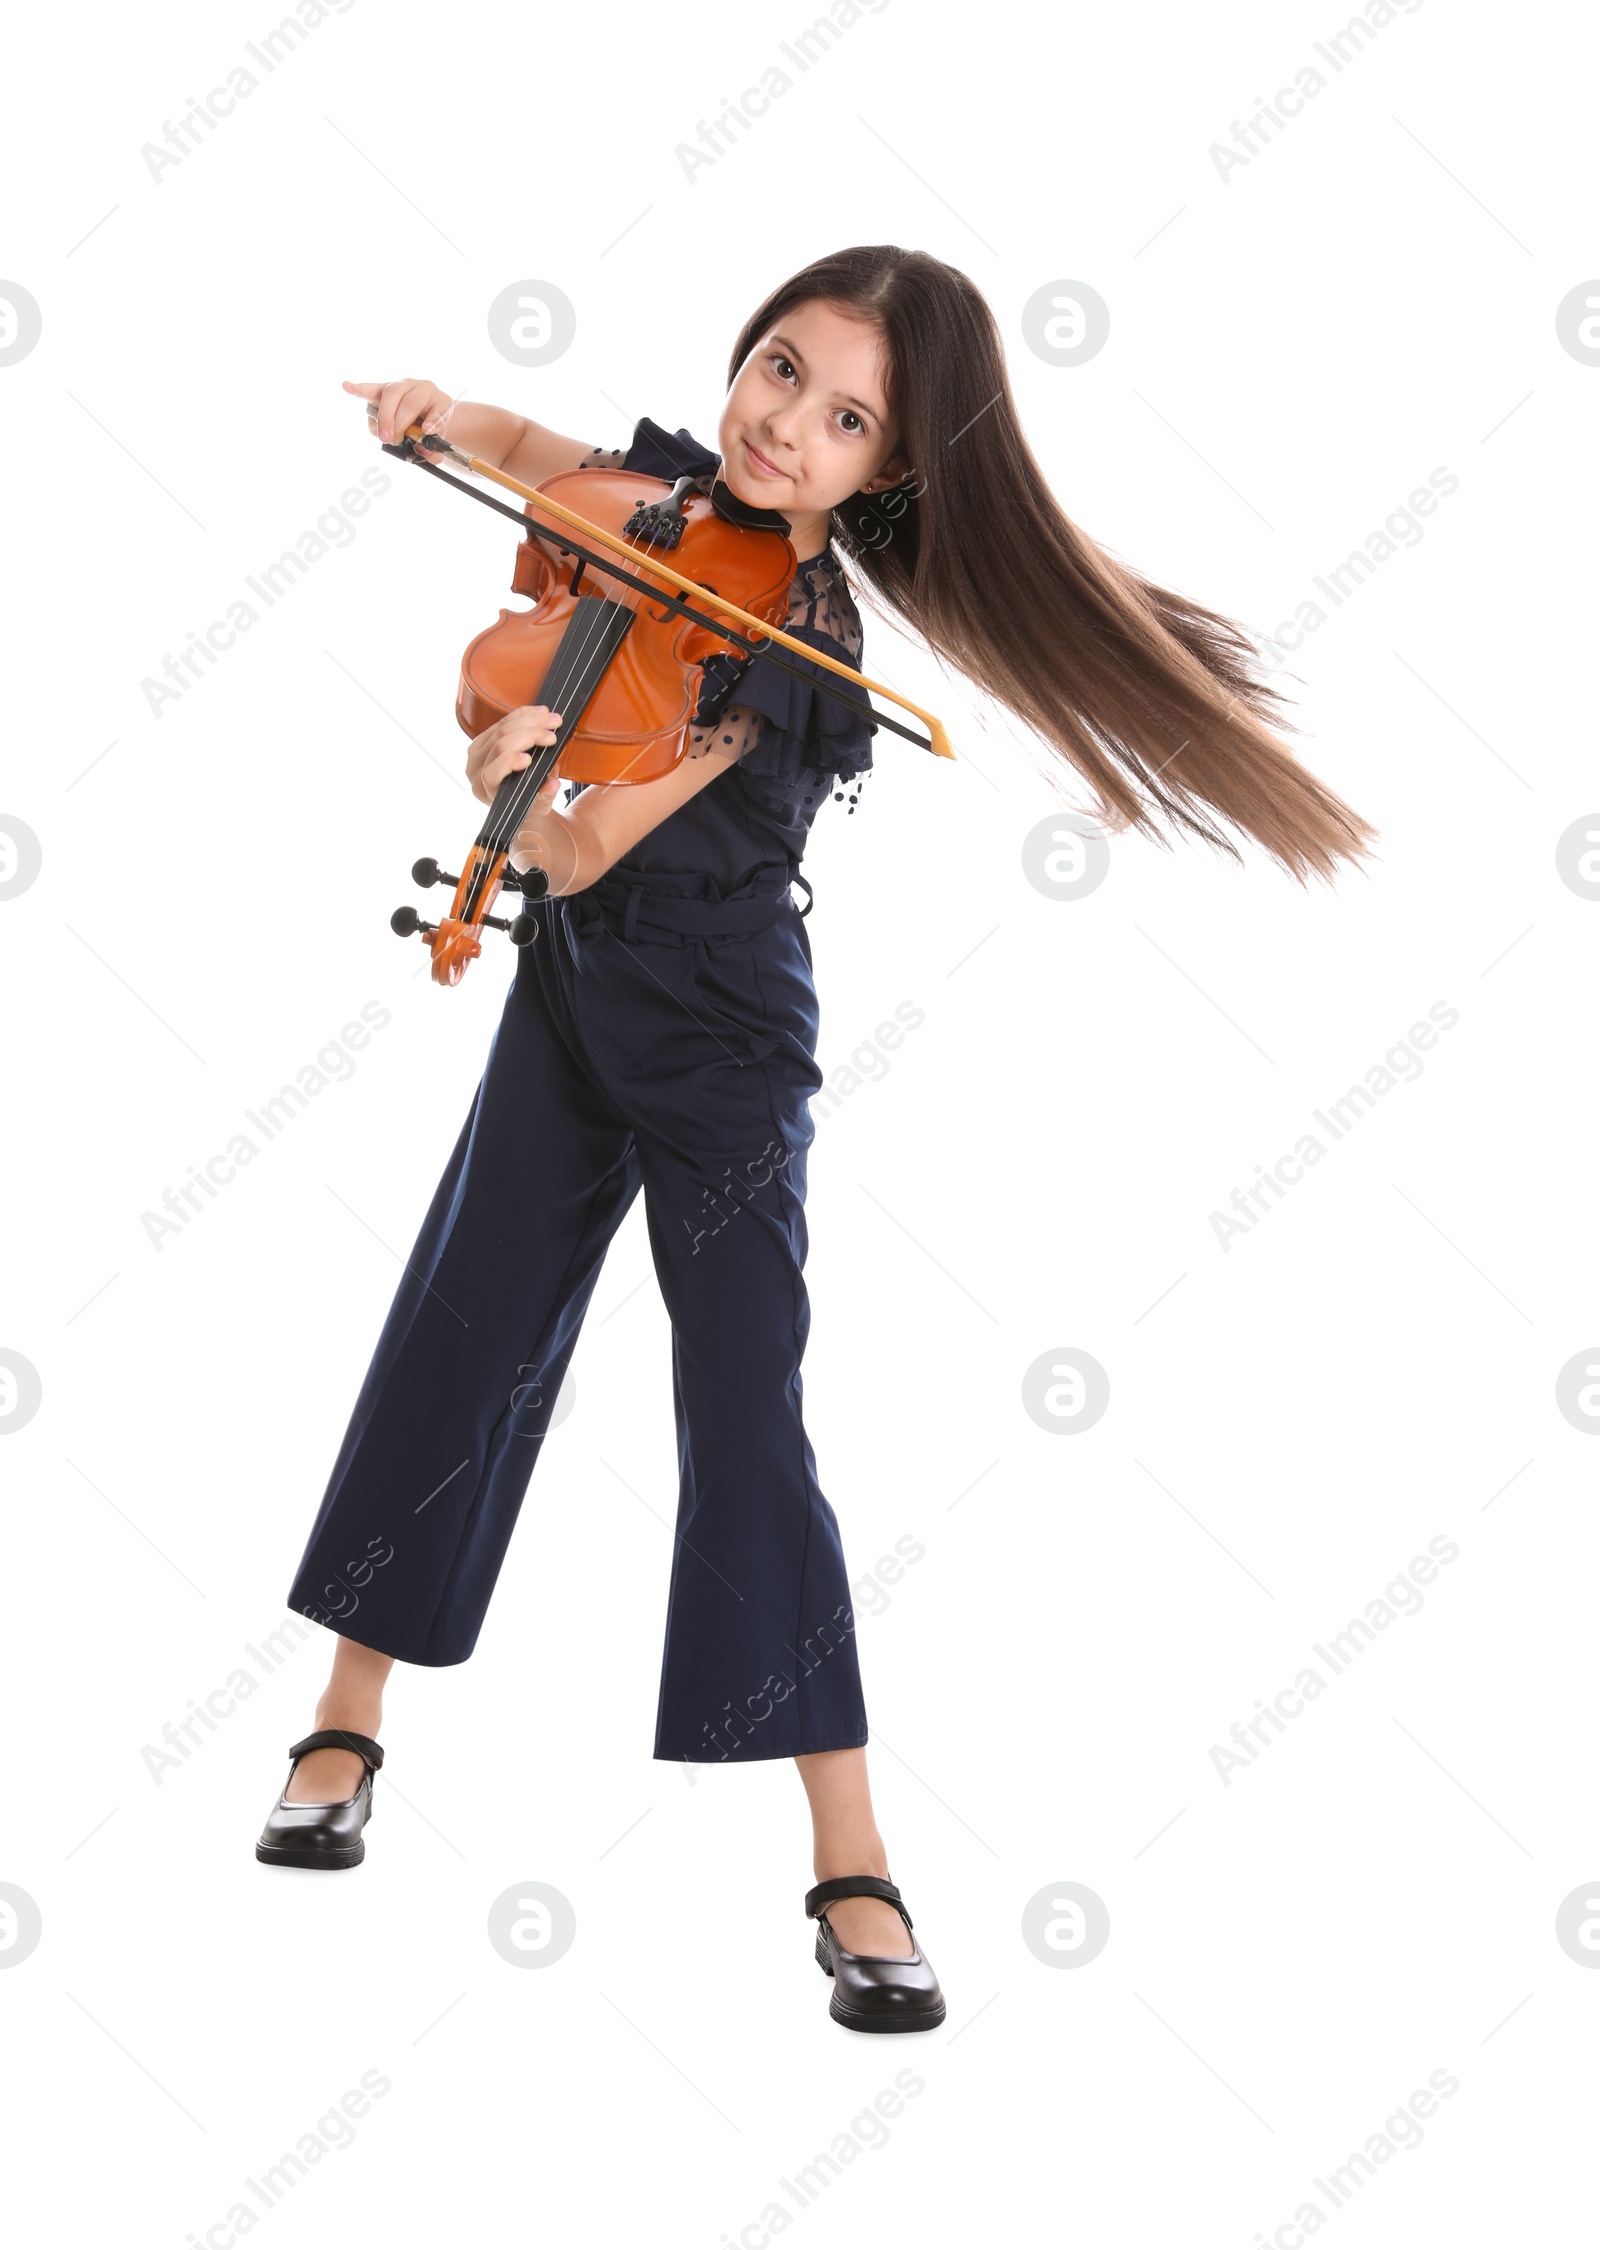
[727,246,1376,884]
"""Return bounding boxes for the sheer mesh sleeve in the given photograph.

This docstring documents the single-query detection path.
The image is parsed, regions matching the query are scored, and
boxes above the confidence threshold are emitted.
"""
[685,703,766,763]
[684,552,876,817]
[681,555,863,765]
[787,556,864,663]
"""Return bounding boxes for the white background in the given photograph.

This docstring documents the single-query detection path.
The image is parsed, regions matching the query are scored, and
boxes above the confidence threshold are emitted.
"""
[2,0,1596,2242]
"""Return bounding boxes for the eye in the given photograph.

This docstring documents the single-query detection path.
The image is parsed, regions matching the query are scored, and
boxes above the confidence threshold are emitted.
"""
[770,354,797,382]
[838,409,865,436]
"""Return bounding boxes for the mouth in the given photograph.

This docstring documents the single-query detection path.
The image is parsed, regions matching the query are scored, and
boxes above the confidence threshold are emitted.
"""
[742,437,789,481]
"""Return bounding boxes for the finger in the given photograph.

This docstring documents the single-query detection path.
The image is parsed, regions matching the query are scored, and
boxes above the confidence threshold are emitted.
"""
[382,381,424,447]
[480,749,527,796]
[500,710,563,755]
[483,744,534,794]
[377,380,418,445]
[389,380,438,446]
[511,704,564,738]
[472,754,524,804]
[343,380,383,399]
[390,382,430,443]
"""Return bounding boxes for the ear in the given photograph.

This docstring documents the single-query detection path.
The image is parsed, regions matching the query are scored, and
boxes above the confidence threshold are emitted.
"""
[858,454,915,495]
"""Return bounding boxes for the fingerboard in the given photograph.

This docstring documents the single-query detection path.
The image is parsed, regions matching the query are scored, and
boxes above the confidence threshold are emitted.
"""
[478,596,637,853]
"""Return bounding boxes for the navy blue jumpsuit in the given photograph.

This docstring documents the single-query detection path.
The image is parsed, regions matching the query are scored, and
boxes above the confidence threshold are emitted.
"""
[285,419,878,1763]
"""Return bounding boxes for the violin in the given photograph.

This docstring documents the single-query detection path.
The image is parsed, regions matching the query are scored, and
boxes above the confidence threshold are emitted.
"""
[376,417,954,986]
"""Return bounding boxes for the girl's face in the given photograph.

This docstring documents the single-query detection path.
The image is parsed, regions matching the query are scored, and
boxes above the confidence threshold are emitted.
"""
[719,299,910,549]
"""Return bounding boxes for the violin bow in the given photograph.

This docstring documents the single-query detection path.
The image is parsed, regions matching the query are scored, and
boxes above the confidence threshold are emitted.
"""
[378,415,956,763]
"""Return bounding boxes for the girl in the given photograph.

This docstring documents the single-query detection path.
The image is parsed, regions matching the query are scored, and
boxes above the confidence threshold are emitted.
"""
[256,244,1375,2034]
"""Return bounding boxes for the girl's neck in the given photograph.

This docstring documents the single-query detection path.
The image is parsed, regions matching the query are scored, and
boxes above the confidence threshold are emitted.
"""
[710,456,830,565]
[784,514,833,563]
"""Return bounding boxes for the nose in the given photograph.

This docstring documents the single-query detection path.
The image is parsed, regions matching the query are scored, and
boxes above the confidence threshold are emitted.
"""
[761,398,806,454]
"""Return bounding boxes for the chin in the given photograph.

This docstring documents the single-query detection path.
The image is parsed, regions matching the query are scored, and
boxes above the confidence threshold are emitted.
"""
[718,464,763,507]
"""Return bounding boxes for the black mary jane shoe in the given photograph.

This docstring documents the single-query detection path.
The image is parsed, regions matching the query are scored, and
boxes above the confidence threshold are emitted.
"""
[255,1729,384,1871]
[806,1875,946,2033]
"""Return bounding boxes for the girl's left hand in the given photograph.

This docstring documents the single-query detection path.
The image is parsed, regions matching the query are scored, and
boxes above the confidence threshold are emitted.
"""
[467,703,565,802]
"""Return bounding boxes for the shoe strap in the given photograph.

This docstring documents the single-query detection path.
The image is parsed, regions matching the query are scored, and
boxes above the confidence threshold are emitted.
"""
[805,1874,911,1928]
[288,1729,384,1773]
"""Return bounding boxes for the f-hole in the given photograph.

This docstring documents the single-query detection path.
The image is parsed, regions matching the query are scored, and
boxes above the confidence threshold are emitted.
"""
[648,578,713,626]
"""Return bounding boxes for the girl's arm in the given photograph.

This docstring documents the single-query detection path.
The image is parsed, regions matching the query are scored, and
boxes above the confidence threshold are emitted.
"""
[341,377,625,486]
[466,703,758,897]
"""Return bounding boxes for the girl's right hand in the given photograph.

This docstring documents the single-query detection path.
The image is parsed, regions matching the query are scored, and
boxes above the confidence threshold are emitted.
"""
[342,377,454,448]
[467,705,567,804]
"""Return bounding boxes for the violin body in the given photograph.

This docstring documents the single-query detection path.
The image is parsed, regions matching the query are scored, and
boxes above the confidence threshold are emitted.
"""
[457,467,796,785]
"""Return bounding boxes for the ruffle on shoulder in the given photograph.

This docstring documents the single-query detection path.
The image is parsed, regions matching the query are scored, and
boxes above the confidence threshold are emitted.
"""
[695,622,876,798]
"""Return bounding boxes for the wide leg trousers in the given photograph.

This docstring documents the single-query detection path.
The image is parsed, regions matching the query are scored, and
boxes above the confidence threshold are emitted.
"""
[284,860,868,1763]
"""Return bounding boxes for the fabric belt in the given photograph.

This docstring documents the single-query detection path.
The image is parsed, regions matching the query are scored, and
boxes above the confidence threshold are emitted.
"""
[560,858,810,971]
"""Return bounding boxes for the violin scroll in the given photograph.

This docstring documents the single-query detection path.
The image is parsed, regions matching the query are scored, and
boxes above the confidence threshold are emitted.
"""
[392,850,550,985]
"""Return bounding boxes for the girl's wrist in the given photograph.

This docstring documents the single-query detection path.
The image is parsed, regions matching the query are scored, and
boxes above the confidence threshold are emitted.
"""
[439,399,524,469]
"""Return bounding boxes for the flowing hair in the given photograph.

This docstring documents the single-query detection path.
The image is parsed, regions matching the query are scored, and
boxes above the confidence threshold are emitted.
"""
[726,246,1377,884]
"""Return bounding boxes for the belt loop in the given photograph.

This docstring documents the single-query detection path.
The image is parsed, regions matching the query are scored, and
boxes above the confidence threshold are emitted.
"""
[788,858,814,919]
[560,897,585,973]
[622,884,644,943]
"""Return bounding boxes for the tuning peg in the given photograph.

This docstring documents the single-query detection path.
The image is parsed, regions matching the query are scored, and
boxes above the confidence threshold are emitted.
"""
[505,866,550,900]
[412,857,459,889]
[509,915,541,947]
[391,906,438,938]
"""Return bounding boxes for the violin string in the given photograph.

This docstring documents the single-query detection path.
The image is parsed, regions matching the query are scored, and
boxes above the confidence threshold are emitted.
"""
[485,518,641,854]
[481,594,614,852]
[463,541,618,913]
[474,505,670,904]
